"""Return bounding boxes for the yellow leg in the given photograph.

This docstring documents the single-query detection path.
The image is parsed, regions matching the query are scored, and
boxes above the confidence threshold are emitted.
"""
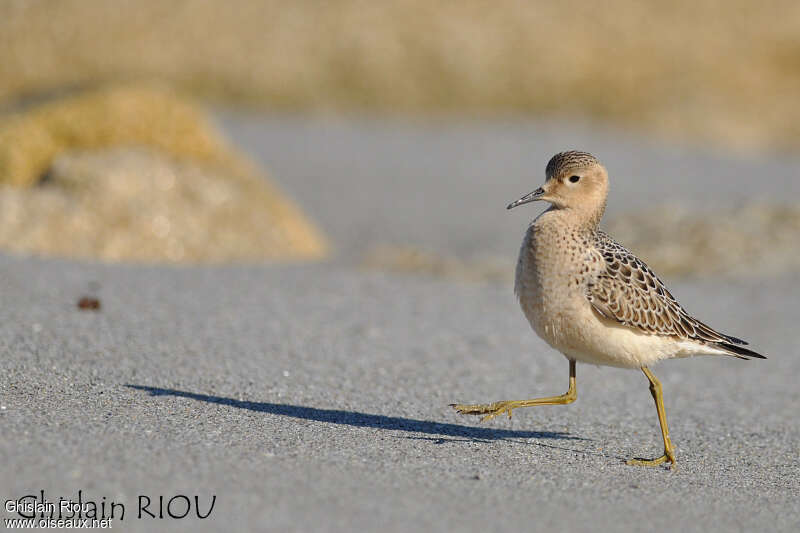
[627,366,677,468]
[451,360,576,422]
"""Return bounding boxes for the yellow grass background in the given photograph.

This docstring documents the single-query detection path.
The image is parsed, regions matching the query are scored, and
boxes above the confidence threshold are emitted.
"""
[0,85,228,187]
[2,1,800,150]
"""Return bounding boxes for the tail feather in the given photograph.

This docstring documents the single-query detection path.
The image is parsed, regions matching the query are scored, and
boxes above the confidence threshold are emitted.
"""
[716,342,767,360]
[721,333,749,345]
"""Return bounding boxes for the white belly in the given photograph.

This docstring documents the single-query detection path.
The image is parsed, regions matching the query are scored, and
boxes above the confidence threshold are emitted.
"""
[520,283,702,368]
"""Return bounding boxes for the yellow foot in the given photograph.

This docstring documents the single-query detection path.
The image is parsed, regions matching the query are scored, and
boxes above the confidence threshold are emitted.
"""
[450,401,518,422]
[626,451,676,469]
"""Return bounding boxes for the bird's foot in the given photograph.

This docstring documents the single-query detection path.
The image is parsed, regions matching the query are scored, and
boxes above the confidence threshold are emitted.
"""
[626,449,676,469]
[450,401,518,422]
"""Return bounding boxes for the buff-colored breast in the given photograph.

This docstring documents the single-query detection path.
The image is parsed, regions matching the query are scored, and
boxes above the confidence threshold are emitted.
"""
[514,208,692,368]
[515,209,596,349]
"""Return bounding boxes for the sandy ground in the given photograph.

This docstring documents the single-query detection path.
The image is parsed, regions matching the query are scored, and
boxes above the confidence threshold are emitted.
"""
[2,115,799,532]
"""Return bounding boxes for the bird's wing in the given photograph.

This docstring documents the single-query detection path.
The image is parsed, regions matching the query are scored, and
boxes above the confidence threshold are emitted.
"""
[585,231,746,345]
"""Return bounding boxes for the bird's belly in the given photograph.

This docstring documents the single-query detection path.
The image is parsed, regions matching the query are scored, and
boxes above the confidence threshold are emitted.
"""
[518,284,587,355]
[519,284,676,368]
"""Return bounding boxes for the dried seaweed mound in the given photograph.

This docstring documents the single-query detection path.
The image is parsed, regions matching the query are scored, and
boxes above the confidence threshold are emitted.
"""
[0,85,327,263]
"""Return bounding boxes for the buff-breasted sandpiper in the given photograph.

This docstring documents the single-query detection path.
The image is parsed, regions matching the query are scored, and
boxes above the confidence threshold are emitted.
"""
[452,150,765,467]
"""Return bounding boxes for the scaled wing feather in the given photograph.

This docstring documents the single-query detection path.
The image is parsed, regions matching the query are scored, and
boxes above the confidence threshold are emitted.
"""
[586,231,744,345]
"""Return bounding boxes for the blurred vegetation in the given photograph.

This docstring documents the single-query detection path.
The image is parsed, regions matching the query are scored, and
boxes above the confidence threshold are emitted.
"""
[363,204,800,281]
[605,204,800,278]
[0,1,797,268]
[0,85,328,263]
[2,0,800,150]
[362,245,509,283]
[0,85,230,187]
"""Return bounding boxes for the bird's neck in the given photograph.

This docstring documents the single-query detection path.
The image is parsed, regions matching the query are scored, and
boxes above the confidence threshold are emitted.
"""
[535,204,604,233]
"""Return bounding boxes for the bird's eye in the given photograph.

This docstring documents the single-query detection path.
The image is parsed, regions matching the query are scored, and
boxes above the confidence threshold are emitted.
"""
[569,175,581,183]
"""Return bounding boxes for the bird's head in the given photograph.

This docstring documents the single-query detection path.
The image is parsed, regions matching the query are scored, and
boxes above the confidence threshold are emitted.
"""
[507,151,609,225]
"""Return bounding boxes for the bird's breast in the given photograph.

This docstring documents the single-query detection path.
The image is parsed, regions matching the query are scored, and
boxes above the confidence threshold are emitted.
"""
[514,219,597,351]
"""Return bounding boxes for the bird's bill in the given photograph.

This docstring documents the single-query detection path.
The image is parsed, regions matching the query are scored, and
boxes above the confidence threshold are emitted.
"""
[507,187,546,210]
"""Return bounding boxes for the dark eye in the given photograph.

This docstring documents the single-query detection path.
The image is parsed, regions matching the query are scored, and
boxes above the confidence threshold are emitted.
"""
[569,175,581,183]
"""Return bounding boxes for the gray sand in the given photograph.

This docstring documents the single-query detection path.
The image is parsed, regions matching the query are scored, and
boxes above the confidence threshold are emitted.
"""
[2,115,799,532]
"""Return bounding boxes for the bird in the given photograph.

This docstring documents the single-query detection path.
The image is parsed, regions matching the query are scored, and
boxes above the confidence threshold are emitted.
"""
[451,150,765,467]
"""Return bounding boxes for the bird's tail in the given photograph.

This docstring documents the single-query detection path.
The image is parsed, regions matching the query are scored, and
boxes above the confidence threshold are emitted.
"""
[715,341,767,360]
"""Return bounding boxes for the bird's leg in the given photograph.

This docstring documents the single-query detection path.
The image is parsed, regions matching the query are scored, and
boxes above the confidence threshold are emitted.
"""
[451,360,576,422]
[627,366,676,468]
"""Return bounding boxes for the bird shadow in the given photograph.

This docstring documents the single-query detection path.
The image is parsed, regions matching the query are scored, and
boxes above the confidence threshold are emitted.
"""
[126,384,584,442]
[396,434,623,461]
